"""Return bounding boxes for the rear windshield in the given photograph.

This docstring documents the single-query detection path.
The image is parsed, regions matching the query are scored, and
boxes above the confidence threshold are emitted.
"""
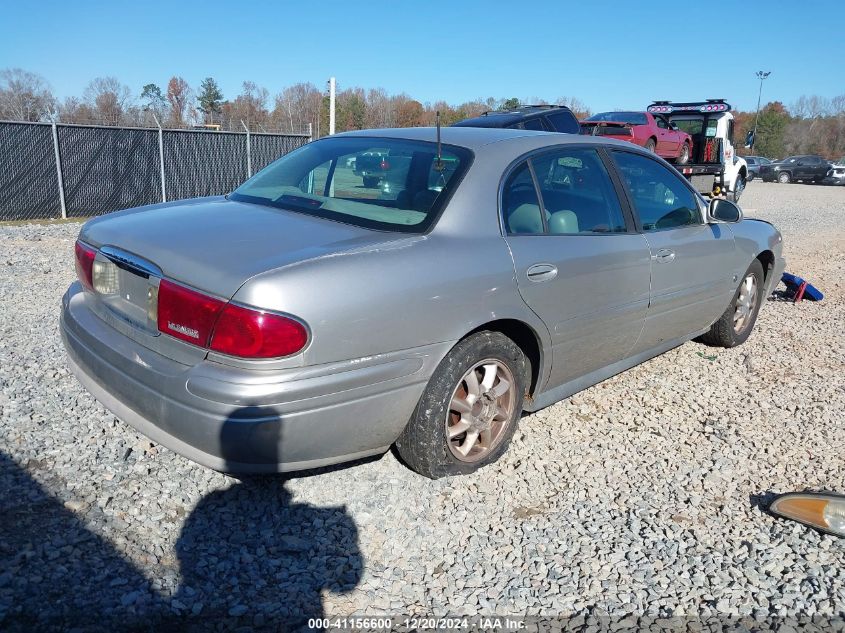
[585,112,648,125]
[230,137,471,232]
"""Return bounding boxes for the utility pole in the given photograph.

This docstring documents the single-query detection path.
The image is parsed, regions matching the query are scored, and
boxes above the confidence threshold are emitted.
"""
[750,71,771,153]
[328,76,336,135]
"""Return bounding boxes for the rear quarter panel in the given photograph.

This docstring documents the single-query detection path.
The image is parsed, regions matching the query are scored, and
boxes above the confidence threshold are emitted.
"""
[233,233,549,369]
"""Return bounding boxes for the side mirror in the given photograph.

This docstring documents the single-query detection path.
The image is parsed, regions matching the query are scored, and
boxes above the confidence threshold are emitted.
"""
[708,198,742,223]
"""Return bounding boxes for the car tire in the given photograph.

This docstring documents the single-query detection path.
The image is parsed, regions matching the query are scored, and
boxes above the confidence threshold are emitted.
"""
[699,259,765,348]
[362,175,379,188]
[644,138,656,153]
[675,142,690,165]
[729,174,745,202]
[395,331,527,479]
[777,172,791,184]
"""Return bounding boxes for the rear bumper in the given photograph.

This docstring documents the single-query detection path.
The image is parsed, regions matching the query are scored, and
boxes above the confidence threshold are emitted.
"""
[61,283,448,473]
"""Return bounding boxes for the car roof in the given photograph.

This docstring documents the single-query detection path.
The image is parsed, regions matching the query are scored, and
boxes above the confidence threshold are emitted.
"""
[333,126,641,153]
[336,126,548,150]
[451,105,573,128]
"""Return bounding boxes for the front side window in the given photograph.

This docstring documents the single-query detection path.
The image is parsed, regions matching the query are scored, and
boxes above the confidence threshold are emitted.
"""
[656,117,668,129]
[611,151,701,231]
[230,137,471,232]
[531,148,627,234]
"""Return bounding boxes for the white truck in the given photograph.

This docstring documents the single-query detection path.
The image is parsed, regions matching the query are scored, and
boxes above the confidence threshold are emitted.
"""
[647,100,748,202]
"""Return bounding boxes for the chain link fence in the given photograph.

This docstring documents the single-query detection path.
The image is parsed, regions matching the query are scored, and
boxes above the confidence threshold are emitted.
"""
[0,121,311,221]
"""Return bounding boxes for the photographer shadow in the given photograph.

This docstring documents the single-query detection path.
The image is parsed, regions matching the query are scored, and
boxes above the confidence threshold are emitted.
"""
[169,406,363,629]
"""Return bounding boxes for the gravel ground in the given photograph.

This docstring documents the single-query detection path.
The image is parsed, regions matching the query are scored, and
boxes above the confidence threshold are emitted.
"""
[1,181,844,630]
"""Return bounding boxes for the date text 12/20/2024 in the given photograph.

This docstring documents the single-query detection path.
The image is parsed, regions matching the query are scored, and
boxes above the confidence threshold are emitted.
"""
[307,617,527,630]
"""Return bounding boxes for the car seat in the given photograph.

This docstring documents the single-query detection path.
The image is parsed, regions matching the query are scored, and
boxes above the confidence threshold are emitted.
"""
[548,210,579,234]
[508,203,544,234]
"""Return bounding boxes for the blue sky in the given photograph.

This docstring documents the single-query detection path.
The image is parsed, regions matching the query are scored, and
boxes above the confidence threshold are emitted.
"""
[1,0,843,113]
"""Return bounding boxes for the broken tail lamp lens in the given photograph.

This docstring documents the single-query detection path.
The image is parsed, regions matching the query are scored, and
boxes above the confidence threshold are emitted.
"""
[769,493,845,537]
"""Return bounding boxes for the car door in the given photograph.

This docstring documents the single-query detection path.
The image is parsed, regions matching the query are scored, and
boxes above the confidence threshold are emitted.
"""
[655,116,678,154]
[806,156,826,180]
[502,146,651,388]
[609,150,737,352]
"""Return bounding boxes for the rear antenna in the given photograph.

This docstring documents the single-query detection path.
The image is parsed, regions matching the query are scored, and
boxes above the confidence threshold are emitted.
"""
[435,110,444,172]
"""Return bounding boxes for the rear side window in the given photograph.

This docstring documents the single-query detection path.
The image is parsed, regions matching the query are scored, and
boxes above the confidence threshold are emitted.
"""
[519,117,548,131]
[545,110,580,134]
[611,151,701,231]
[503,163,544,234]
[531,148,627,234]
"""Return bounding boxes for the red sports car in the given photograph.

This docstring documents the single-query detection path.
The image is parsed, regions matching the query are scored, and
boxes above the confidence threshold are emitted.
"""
[580,111,692,164]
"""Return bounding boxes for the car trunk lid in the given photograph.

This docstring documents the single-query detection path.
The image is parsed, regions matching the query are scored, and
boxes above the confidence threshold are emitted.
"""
[79,196,399,360]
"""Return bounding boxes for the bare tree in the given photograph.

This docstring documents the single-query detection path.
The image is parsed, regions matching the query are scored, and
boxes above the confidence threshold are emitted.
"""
[272,82,321,134]
[57,96,95,124]
[224,81,270,130]
[365,88,393,129]
[555,95,591,119]
[166,76,191,127]
[83,77,132,125]
[0,68,56,121]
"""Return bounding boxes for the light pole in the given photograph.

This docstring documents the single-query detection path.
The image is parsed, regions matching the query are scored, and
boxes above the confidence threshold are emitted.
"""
[327,77,336,135]
[750,70,770,152]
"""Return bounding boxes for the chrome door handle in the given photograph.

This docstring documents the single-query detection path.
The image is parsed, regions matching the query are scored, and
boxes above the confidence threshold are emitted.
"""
[526,263,558,282]
[653,249,676,263]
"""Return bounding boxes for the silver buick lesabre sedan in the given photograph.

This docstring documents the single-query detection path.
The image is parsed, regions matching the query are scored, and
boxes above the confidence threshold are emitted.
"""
[62,127,785,478]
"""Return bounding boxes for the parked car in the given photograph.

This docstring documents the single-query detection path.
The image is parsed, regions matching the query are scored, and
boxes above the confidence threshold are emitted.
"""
[452,105,580,134]
[62,128,785,479]
[823,159,845,185]
[580,111,693,164]
[353,149,413,189]
[743,156,772,181]
[759,155,831,183]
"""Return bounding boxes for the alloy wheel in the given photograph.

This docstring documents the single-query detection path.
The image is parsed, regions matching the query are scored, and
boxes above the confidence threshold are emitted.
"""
[445,359,516,462]
[733,274,759,333]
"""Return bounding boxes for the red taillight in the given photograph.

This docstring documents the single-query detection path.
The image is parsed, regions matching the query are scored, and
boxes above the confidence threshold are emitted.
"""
[157,279,225,347]
[210,303,308,358]
[74,240,96,291]
[156,279,308,358]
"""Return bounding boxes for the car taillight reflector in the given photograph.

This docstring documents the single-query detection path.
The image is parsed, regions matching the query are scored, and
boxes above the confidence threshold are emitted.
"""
[74,241,96,291]
[157,279,225,347]
[209,303,308,358]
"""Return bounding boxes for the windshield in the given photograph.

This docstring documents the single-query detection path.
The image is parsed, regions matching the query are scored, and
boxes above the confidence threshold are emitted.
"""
[230,136,471,232]
[585,112,647,125]
[781,156,799,163]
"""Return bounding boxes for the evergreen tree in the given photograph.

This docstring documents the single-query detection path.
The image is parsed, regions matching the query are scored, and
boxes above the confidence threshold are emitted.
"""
[197,77,223,124]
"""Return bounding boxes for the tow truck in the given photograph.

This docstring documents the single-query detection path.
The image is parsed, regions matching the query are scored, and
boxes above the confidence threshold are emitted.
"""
[647,99,748,202]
